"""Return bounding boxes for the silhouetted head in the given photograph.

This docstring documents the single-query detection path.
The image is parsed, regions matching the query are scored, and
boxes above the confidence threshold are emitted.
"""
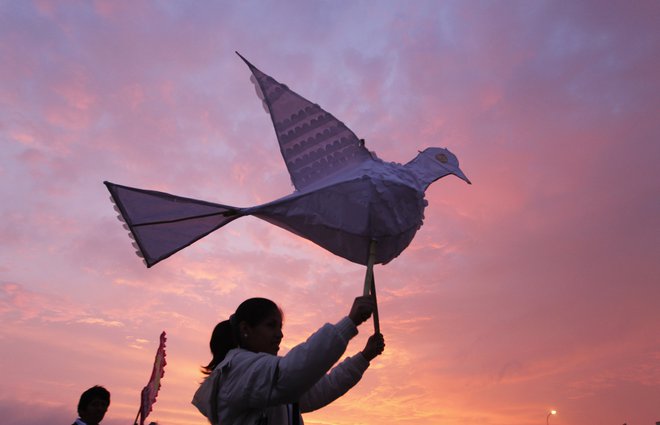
[406,147,471,189]
[203,298,283,374]
[77,385,110,425]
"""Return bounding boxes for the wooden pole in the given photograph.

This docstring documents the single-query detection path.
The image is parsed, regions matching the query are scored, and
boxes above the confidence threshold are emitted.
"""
[370,271,380,334]
[363,240,376,296]
[362,240,380,333]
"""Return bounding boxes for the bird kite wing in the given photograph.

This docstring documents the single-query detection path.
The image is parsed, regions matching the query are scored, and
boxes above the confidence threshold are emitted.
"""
[237,52,372,191]
[104,181,241,267]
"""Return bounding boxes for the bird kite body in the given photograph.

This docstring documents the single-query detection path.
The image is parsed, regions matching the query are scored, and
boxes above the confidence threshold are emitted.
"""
[105,53,470,267]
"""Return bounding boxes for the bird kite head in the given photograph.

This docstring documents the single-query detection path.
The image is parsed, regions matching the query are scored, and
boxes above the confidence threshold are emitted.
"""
[407,147,471,188]
[425,147,471,184]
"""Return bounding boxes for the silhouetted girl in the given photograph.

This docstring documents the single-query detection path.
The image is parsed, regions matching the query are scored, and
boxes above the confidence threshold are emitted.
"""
[192,295,384,424]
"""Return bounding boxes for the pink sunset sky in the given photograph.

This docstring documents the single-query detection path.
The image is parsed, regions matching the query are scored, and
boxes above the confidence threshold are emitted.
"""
[1,1,659,424]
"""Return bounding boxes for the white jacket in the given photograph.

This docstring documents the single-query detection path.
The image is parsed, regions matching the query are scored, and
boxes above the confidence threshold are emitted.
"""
[192,317,370,425]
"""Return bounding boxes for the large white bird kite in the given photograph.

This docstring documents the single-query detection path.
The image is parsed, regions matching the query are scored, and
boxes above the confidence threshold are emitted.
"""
[104,53,470,272]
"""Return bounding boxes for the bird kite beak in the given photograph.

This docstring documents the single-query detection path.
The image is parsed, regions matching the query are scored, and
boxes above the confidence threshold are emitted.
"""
[453,169,472,185]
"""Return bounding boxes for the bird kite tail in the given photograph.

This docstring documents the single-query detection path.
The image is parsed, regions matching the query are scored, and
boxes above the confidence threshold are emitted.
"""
[104,181,243,268]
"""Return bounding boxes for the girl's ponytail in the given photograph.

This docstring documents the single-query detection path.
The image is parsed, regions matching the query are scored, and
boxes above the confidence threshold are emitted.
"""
[201,319,237,374]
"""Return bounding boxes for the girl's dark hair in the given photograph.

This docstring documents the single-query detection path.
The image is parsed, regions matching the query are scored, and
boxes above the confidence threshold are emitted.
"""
[202,297,281,374]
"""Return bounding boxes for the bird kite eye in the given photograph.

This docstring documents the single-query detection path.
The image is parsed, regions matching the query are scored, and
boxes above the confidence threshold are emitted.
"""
[436,153,448,163]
